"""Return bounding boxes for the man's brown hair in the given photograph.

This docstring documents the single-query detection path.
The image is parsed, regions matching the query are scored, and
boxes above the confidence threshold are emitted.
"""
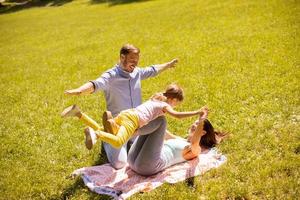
[120,44,140,56]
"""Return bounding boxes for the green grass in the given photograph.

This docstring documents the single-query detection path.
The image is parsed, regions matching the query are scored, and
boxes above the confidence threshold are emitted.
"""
[0,0,299,199]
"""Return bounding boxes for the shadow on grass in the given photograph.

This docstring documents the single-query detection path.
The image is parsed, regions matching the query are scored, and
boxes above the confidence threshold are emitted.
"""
[90,0,152,6]
[0,0,73,15]
[49,177,112,200]
[185,177,196,189]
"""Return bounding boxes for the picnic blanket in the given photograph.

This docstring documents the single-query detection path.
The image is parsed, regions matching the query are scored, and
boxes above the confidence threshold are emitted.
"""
[72,148,226,200]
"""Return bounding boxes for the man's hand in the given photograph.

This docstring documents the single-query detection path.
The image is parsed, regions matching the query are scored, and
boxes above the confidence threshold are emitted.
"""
[155,58,179,73]
[167,58,178,68]
[64,89,82,96]
[64,82,94,96]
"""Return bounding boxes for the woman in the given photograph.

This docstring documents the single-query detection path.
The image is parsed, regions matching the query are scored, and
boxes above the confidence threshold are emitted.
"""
[127,109,226,176]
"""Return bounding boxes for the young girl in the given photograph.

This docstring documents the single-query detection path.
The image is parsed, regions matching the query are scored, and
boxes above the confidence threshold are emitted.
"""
[61,84,206,150]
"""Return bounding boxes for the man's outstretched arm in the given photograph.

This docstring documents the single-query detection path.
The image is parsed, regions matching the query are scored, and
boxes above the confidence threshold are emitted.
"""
[154,58,178,73]
[65,71,111,96]
[64,82,94,96]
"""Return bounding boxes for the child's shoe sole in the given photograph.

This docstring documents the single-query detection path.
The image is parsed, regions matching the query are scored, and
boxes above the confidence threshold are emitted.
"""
[61,105,80,118]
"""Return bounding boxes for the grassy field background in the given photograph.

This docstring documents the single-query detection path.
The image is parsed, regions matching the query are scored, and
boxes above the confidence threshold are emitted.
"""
[0,0,299,199]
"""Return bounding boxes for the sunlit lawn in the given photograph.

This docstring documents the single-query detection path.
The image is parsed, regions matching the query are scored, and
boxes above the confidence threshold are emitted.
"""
[0,0,299,199]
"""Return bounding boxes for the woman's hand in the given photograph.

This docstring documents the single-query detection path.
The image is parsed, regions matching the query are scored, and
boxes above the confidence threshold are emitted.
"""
[199,106,209,120]
[187,110,207,139]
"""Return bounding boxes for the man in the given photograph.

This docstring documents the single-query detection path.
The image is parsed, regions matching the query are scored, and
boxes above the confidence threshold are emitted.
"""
[65,44,178,169]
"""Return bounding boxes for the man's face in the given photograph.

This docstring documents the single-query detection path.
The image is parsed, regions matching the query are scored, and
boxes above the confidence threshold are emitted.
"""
[120,51,140,73]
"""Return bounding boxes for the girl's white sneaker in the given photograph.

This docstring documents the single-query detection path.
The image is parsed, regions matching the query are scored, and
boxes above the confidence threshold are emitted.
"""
[61,105,80,118]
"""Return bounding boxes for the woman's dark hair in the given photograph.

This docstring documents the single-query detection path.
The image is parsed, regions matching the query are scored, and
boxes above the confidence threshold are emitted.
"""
[163,83,184,101]
[120,44,140,56]
[200,119,227,148]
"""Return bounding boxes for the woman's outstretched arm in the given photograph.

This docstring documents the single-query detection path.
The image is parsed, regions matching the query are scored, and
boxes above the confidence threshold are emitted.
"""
[181,108,208,160]
[182,120,204,160]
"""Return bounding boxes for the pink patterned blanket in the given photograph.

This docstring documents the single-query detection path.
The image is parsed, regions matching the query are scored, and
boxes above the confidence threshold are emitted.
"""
[72,148,226,200]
